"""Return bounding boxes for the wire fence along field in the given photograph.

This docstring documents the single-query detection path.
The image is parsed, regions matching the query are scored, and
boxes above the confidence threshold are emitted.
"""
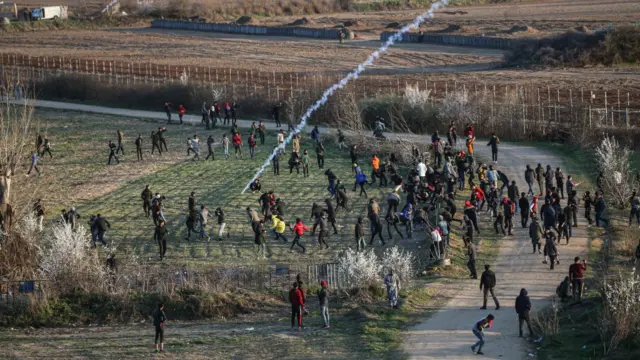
[2,53,640,139]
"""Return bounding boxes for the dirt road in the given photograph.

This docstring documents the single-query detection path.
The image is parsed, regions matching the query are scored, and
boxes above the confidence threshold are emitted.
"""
[403,143,590,359]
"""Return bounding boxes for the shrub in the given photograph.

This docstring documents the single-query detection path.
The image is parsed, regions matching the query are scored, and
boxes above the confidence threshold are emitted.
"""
[381,246,416,288]
[599,270,640,355]
[39,223,107,295]
[594,135,638,209]
[338,249,382,290]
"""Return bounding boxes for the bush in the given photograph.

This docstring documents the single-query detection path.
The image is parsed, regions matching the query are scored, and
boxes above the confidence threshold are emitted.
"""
[594,135,638,209]
[599,270,640,355]
[338,249,382,290]
[381,246,416,288]
[507,27,640,67]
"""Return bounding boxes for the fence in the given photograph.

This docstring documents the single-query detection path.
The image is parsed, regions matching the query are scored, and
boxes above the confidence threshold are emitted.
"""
[151,19,342,40]
[380,32,522,50]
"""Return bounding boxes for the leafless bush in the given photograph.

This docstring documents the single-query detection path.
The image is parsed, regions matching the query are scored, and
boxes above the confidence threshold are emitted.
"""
[531,297,561,338]
[595,135,638,209]
[39,223,108,295]
[437,89,479,129]
[403,84,431,109]
[598,269,640,355]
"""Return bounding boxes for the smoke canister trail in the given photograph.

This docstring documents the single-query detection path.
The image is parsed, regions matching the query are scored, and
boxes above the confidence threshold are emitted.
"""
[241,0,449,194]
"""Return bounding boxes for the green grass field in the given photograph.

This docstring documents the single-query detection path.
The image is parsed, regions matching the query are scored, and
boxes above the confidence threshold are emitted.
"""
[0,108,507,359]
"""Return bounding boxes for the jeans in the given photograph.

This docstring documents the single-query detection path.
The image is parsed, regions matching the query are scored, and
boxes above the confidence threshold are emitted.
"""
[249,147,255,159]
[595,211,608,228]
[519,312,534,337]
[223,145,229,159]
[357,236,366,251]
[472,329,484,351]
[572,278,584,302]
[200,224,209,239]
[291,235,306,252]
[527,182,535,196]
[321,306,330,326]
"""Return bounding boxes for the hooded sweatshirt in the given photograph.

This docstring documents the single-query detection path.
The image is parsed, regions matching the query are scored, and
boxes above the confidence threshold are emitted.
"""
[515,289,531,315]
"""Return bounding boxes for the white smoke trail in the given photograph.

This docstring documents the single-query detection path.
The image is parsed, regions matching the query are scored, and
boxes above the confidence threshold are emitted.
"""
[101,0,119,13]
[241,0,449,194]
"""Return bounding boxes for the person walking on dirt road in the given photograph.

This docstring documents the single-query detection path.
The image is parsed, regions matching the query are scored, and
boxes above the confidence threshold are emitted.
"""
[467,241,478,279]
[487,133,499,163]
[569,256,587,303]
[163,102,172,124]
[480,265,500,310]
[471,314,494,356]
[515,288,535,338]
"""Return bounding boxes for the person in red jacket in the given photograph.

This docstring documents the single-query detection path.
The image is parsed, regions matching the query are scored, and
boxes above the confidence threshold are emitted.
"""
[248,132,257,159]
[289,282,305,330]
[232,132,243,158]
[289,218,309,253]
[472,185,485,210]
[177,104,186,124]
[464,123,475,138]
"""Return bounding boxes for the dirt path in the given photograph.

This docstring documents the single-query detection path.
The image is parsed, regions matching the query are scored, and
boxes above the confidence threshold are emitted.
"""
[403,143,590,359]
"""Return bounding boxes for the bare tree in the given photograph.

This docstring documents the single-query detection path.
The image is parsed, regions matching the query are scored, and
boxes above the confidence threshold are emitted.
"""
[0,101,36,230]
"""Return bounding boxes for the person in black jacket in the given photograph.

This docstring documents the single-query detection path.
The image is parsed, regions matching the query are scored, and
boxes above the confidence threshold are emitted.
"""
[141,185,152,217]
[135,134,144,160]
[543,230,559,270]
[515,288,535,338]
[583,191,593,226]
[323,198,338,234]
[519,192,530,228]
[151,131,162,156]
[107,141,119,165]
[594,192,608,228]
[188,191,196,212]
[94,214,111,247]
[535,163,544,196]
[205,135,215,161]
[525,165,535,197]
[155,220,168,260]
[480,265,500,310]
[487,133,499,162]
[157,127,168,152]
[153,303,167,353]
[507,181,519,212]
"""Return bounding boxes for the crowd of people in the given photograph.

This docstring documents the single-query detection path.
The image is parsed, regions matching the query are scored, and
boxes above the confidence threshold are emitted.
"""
[25,101,619,356]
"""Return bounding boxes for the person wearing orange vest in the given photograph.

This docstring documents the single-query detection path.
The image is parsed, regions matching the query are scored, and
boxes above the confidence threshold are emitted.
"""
[466,136,475,156]
[370,154,380,185]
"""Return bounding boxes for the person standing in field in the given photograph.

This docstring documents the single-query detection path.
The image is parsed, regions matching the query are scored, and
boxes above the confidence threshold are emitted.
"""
[154,219,168,260]
[232,131,243,158]
[27,152,41,176]
[222,134,229,160]
[158,127,168,152]
[318,280,330,328]
[213,102,222,124]
[135,134,144,161]
[248,132,257,159]
[199,205,211,242]
[153,303,166,353]
[290,282,305,331]
[201,101,208,124]
[258,121,266,145]
[191,135,200,161]
[487,133,499,163]
[355,216,366,251]
[569,256,587,303]
[384,270,400,308]
[535,163,544,196]
[151,131,161,156]
[223,101,232,125]
[107,141,119,165]
[448,122,457,147]
[213,207,225,241]
[205,135,215,161]
[141,185,152,218]
[163,102,172,124]
[273,146,281,175]
[177,104,185,125]
[41,135,53,158]
[33,199,45,231]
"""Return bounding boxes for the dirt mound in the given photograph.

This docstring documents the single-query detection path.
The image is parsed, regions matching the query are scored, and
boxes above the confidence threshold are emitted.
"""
[343,20,362,27]
[289,17,313,26]
[573,26,591,33]
[235,16,253,25]
[441,24,462,33]
[441,10,468,15]
[385,22,400,29]
[506,25,539,34]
